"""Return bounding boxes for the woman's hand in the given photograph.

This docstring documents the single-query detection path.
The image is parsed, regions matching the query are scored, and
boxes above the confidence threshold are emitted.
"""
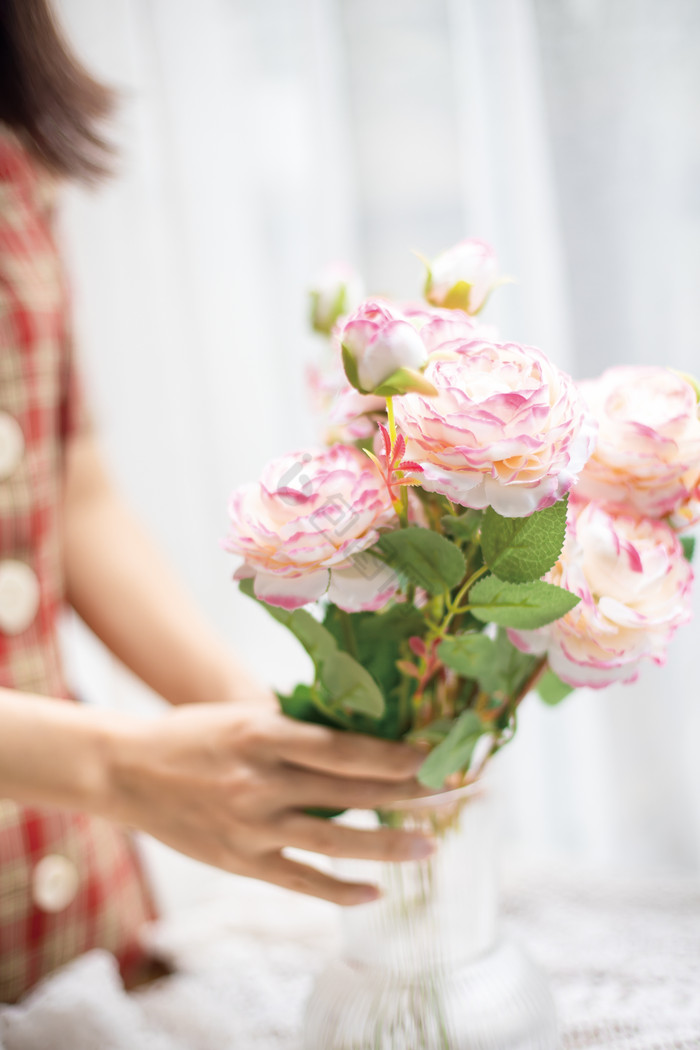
[104,701,434,905]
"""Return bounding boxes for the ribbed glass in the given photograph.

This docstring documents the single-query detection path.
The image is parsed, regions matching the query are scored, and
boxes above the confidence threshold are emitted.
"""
[303,782,558,1050]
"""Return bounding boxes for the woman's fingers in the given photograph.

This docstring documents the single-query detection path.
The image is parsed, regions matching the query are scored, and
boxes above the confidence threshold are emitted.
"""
[263,853,380,907]
[272,718,425,781]
[281,767,429,811]
[279,813,435,862]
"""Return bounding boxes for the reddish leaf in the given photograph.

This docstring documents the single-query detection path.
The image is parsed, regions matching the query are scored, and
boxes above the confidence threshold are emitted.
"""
[378,422,392,460]
[409,636,427,658]
[396,660,421,678]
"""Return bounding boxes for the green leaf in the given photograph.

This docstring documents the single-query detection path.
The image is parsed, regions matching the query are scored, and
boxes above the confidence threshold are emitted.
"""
[438,629,537,699]
[277,684,331,725]
[417,711,486,789]
[469,576,580,629]
[441,509,483,542]
[320,651,385,717]
[537,670,575,705]
[373,367,438,398]
[481,497,568,583]
[438,633,494,679]
[354,603,427,643]
[681,535,695,562]
[320,604,425,739]
[341,343,364,393]
[240,578,385,719]
[490,628,538,697]
[323,604,424,693]
[238,578,337,665]
[376,527,466,595]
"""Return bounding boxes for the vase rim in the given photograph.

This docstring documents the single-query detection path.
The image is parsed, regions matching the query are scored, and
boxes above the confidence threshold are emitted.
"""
[381,777,485,813]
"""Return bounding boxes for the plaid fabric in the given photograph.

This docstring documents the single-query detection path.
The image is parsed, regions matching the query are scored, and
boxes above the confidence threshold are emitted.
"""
[0,126,158,1003]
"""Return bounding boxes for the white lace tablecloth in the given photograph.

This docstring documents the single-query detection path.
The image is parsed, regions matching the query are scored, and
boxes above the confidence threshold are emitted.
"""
[1,867,698,1050]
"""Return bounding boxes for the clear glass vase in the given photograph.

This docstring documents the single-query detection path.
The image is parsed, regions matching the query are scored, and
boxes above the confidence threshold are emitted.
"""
[303,781,558,1050]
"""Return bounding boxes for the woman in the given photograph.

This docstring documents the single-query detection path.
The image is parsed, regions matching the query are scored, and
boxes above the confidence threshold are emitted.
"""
[0,0,432,1003]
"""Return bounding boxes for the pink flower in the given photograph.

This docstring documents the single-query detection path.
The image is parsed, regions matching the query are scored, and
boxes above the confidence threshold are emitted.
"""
[509,503,694,689]
[224,445,399,611]
[401,303,499,351]
[340,299,435,395]
[393,338,596,517]
[307,361,385,444]
[576,367,700,527]
[424,239,501,314]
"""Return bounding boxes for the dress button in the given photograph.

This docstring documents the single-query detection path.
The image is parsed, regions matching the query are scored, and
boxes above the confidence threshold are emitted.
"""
[0,560,40,635]
[32,854,80,913]
[0,411,24,480]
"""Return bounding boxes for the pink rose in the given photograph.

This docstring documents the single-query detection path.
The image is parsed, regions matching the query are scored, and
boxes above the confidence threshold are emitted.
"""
[576,367,700,527]
[393,338,596,516]
[306,361,385,444]
[509,502,693,688]
[340,299,435,395]
[401,303,499,351]
[424,239,501,314]
[224,445,398,611]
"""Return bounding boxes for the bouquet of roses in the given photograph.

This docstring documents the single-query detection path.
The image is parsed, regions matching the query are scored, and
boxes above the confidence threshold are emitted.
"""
[224,239,698,791]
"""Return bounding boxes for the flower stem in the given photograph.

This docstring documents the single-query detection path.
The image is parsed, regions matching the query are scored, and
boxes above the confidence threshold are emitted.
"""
[385,396,409,528]
[439,564,489,635]
[386,396,397,444]
[338,608,359,659]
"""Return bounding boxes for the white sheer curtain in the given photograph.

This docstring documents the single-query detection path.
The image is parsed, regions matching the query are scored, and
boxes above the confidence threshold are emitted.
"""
[55,0,700,906]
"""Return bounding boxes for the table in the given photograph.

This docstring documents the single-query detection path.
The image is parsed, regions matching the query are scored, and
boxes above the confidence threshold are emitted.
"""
[1,868,699,1049]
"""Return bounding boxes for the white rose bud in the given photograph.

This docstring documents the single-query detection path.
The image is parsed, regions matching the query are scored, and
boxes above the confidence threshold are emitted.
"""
[424,238,503,315]
[339,299,437,397]
[309,262,364,336]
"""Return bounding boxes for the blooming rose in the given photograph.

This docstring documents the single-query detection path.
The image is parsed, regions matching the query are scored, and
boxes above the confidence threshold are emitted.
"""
[509,502,693,688]
[340,299,435,396]
[401,303,498,351]
[224,445,398,611]
[669,484,700,531]
[424,239,501,315]
[576,367,700,527]
[393,338,596,516]
[309,262,364,336]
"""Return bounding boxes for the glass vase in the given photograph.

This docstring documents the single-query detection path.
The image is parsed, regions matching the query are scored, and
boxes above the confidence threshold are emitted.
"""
[303,781,557,1050]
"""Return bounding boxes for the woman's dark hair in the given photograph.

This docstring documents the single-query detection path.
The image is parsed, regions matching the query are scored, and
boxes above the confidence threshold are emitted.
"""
[0,0,116,182]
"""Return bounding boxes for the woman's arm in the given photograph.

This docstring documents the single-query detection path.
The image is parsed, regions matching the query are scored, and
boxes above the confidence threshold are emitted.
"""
[0,688,433,904]
[63,432,259,708]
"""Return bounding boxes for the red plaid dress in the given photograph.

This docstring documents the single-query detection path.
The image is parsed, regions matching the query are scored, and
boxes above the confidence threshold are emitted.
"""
[0,126,157,1003]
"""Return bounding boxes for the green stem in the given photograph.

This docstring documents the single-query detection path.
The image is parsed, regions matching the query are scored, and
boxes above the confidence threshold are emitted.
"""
[338,608,358,659]
[386,395,397,443]
[439,564,489,636]
[386,395,409,528]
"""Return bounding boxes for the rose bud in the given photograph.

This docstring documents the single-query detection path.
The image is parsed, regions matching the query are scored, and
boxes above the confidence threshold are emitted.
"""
[340,299,437,397]
[309,262,364,336]
[424,238,502,315]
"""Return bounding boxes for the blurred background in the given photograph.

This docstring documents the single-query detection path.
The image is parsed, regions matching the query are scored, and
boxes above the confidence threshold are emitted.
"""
[54,0,700,913]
